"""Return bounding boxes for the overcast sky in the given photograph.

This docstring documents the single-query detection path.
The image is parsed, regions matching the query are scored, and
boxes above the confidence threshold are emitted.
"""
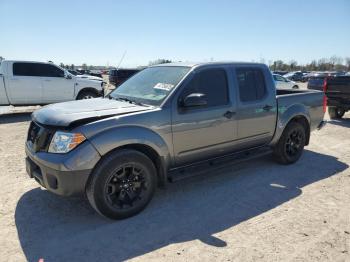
[1,0,349,67]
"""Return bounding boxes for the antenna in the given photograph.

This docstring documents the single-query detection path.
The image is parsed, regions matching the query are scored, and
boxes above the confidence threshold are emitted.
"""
[116,50,127,69]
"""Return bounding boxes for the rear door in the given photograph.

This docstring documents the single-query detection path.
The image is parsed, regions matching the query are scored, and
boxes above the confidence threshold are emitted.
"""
[6,62,43,104]
[40,64,74,103]
[172,67,237,166]
[234,66,277,149]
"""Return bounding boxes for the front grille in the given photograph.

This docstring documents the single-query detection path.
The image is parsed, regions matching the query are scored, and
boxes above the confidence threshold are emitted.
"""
[27,122,54,152]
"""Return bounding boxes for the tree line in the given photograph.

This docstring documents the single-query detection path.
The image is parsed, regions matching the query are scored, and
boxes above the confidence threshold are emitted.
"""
[268,56,350,72]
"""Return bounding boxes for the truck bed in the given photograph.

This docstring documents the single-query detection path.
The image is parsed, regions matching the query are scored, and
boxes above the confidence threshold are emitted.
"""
[276,88,324,132]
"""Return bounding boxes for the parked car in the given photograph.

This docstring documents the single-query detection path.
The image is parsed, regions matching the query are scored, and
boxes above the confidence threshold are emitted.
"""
[284,71,304,82]
[68,70,103,81]
[308,76,350,119]
[89,70,103,78]
[25,62,325,219]
[307,76,325,91]
[0,60,105,105]
[76,69,90,75]
[109,68,139,87]
[272,71,288,76]
[302,72,327,82]
[273,74,299,89]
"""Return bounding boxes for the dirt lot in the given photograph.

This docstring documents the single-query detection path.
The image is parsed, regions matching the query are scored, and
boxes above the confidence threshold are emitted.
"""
[0,108,350,261]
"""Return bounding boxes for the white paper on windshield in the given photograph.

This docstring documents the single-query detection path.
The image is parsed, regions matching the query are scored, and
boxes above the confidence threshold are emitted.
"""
[153,83,174,91]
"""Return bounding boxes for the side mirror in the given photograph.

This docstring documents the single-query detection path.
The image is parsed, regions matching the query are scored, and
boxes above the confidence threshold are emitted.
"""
[182,93,207,108]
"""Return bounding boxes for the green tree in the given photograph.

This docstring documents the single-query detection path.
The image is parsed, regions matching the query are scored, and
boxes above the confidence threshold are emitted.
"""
[148,59,172,66]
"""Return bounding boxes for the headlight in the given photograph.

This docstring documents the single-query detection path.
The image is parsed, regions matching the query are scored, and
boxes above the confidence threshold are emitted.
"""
[48,131,86,153]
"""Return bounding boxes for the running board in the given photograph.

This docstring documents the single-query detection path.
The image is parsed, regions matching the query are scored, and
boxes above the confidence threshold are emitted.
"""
[168,146,272,183]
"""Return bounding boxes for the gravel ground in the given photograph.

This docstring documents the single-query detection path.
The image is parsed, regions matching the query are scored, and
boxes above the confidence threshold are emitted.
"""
[0,92,350,262]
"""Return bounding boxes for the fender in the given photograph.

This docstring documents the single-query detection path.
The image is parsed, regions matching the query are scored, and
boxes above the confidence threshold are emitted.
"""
[270,103,310,146]
[89,125,172,169]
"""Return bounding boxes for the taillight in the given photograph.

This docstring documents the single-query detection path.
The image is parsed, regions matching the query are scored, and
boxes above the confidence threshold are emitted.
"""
[322,77,328,113]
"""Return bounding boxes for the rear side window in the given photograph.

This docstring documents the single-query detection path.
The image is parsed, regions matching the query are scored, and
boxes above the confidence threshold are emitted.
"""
[13,63,40,76]
[13,63,64,77]
[236,68,267,102]
[182,68,229,107]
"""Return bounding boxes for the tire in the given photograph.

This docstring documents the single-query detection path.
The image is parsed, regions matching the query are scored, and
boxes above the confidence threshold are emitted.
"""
[77,90,98,100]
[328,107,345,119]
[86,149,157,219]
[273,121,306,165]
[292,85,299,89]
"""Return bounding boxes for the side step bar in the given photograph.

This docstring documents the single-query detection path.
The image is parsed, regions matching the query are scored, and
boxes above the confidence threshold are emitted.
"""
[168,146,272,183]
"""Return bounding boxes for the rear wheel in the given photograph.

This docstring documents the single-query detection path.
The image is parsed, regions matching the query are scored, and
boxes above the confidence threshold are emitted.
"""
[292,85,299,89]
[86,149,157,219]
[328,107,345,119]
[273,121,306,164]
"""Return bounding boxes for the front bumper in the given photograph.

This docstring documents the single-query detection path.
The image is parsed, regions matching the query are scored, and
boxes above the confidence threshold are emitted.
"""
[25,140,101,196]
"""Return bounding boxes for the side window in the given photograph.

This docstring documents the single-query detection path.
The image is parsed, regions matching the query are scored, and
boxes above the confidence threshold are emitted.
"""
[38,64,64,77]
[13,63,40,76]
[236,68,267,102]
[181,68,229,107]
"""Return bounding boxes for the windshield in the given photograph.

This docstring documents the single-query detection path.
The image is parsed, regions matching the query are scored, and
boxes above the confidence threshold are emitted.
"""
[109,66,191,106]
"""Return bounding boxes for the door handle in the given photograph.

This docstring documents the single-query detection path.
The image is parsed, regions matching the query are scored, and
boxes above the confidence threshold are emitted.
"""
[263,105,273,111]
[223,111,236,119]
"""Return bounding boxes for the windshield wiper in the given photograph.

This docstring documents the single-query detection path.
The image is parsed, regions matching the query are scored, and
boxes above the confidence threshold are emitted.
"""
[111,96,148,107]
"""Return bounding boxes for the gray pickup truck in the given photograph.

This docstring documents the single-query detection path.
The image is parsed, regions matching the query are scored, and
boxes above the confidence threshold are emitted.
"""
[25,62,325,219]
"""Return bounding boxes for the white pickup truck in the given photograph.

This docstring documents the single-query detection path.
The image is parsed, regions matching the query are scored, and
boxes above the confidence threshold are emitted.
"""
[0,60,105,105]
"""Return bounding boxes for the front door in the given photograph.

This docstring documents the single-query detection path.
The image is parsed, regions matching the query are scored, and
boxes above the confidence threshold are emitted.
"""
[172,67,237,166]
[40,64,74,103]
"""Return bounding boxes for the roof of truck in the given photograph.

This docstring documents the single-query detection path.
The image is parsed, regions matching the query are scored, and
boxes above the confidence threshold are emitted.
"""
[151,61,266,68]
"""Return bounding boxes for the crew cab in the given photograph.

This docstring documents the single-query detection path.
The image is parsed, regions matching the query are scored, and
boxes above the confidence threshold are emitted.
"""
[25,62,325,219]
[0,60,105,106]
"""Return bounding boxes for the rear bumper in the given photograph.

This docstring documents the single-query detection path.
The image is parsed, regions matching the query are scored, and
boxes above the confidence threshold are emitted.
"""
[25,140,101,196]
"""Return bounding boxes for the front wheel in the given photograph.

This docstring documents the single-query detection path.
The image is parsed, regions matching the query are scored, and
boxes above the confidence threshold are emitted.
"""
[77,90,98,100]
[86,149,157,219]
[273,121,306,164]
[292,85,299,89]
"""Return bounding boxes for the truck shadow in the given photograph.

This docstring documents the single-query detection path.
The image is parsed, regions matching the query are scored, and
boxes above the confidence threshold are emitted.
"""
[15,150,348,262]
[0,112,32,124]
[327,116,350,128]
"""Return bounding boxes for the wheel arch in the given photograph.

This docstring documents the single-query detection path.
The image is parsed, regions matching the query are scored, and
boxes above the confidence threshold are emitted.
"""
[270,104,311,146]
[89,126,172,187]
[76,87,100,99]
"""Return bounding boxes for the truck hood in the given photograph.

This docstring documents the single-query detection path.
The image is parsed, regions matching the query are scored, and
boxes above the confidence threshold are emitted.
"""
[32,98,151,127]
[75,77,102,87]
[76,74,103,81]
